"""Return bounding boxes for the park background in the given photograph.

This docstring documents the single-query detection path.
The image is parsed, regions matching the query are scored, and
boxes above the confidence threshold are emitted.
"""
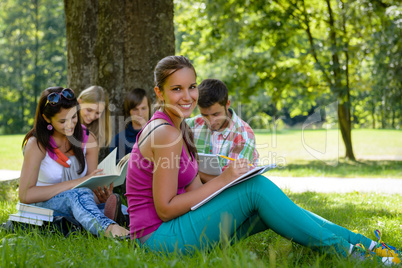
[0,0,401,267]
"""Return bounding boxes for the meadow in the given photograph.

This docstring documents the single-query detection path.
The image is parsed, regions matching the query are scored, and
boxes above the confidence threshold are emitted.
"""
[1,129,402,177]
[0,129,401,267]
[1,179,401,267]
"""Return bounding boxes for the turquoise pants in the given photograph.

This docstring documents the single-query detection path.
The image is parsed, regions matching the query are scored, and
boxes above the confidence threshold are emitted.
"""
[143,175,372,256]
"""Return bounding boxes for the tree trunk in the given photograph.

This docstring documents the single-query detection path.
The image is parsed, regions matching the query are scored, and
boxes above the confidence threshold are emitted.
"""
[371,102,376,129]
[33,0,40,113]
[326,0,356,161]
[338,101,355,160]
[64,0,174,143]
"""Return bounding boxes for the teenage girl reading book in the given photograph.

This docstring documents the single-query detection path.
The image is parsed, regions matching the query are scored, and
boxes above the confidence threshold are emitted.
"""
[19,86,128,237]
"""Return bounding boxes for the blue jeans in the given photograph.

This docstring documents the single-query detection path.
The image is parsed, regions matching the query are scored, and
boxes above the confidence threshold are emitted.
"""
[35,188,115,236]
[141,175,373,256]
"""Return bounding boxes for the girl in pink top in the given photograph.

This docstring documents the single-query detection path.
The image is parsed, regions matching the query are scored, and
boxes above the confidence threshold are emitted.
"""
[125,56,399,264]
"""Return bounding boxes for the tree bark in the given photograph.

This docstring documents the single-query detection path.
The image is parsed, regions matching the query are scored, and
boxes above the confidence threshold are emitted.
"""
[326,0,356,160]
[64,0,174,138]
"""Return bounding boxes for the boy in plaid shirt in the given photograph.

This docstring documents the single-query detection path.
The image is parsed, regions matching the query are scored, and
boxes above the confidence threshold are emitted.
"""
[186,79,259,183]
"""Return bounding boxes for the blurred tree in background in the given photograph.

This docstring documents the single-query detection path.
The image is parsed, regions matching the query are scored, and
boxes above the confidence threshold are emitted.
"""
[0,0,401,158]
[175,0,402,159]
[0,0,66,134]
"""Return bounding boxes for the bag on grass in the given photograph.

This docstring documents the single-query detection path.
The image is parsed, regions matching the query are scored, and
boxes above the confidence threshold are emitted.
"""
[1,216,83,238]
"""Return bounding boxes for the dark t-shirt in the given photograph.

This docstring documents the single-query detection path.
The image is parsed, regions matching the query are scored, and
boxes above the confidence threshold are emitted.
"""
[110,123,140,163]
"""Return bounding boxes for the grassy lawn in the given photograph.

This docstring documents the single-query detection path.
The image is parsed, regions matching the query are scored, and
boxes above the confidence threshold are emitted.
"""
[0,129,401,267]
[0,134,24,171]
[1,181,401,267]
[255,129,402,178]
[1,129,402,178]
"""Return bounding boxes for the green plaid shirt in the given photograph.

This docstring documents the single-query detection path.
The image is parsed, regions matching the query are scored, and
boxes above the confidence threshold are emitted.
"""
[186,109,259,170]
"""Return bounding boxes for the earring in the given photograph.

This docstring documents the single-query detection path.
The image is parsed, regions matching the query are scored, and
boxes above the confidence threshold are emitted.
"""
[47,124,53,131]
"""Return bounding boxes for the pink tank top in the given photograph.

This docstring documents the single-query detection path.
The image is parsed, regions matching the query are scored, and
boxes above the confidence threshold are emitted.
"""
[126,111,198,238]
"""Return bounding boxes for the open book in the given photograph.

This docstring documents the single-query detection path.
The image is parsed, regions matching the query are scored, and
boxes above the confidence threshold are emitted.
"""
[73,148,129,190]
[198,153,222,175]
[191,164,276,210]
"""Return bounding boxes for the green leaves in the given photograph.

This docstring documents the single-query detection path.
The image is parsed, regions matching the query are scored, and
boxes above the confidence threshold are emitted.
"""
[0,0,67,134]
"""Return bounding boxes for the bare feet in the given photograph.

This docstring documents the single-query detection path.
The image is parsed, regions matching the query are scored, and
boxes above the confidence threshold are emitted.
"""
[105,224,129,238]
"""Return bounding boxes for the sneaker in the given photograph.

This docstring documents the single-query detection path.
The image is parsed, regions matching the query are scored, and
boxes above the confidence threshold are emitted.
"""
[372,230,401,261]
[104,194,125,226]
[351,244,400,266]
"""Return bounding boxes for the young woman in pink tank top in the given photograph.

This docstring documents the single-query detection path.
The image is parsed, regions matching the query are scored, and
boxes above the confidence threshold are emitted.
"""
[126,56,400,265]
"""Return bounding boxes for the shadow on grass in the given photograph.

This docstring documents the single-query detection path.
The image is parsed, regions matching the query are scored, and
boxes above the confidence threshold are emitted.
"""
[272,159,402,178]
[0,179,19,203]
[288,191,400,220]
[245,191,401,266]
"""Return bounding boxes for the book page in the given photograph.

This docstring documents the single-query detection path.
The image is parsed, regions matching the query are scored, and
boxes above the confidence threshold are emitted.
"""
[97,148,118,175]
[191,164,276,210]
[73,151,130,190]
[73,174,119,190]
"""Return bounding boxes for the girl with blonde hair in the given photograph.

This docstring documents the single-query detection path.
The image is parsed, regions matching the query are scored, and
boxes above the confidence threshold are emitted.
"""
[78,86,112,148]
[20,86,128,237]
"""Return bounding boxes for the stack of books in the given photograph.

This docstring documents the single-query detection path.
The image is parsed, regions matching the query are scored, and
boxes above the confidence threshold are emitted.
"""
[8,202,54,226]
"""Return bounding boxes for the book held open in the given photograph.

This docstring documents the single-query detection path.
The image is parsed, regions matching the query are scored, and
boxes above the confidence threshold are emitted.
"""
[73,148,129,190]
[191,164,276,210]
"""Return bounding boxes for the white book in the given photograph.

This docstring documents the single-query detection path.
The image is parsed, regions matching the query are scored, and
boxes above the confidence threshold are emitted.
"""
[8,213,44,226]
[191,164,277,210]
[16,202,54,217]
[17,211,54,222]
[198,153,222,176]
[73,149,129,190]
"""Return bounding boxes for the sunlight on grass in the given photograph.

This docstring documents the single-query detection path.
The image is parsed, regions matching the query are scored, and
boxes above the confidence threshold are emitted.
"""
[1,188,400,267]
[1,130,401,178]
[0,134,24,170]
[255,129,402,165]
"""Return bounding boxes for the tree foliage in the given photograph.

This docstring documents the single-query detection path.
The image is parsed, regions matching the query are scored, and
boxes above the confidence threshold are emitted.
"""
[175,0,402,158]
[176,0,401,127]
[0,0,66,134]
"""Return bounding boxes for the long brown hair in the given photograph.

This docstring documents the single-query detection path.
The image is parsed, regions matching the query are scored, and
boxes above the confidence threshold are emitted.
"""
[23,87,86,174]
[153,55,198,158]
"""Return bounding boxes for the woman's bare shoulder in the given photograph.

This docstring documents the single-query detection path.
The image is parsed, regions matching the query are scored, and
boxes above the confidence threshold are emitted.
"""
[141,119,182,147]
[24,136,46,158]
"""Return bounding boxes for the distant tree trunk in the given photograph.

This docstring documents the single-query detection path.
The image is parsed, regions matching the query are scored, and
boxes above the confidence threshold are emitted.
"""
[326,0,355,160]
[381,95,387,129]
[301,0,355,160]
[391,109,395,128]
[32,0,40,113]
[371,103,376,129]
[64,0,175,151]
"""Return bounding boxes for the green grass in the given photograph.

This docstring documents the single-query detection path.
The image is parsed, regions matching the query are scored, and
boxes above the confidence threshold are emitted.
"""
[0,135,24,170]
[1,129,401,267]
[1,183,401,267]
[1,130,402,178]
[255,129,402,178]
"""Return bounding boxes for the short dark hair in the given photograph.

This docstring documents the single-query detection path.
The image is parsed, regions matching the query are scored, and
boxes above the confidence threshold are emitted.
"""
[123,88,151,118]
[197,79,228,108]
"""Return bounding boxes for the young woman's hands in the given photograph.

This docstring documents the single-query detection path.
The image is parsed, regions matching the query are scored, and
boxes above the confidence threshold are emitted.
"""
[94,183,114,203]
[220,158,251,184]
[73,168,104,186]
